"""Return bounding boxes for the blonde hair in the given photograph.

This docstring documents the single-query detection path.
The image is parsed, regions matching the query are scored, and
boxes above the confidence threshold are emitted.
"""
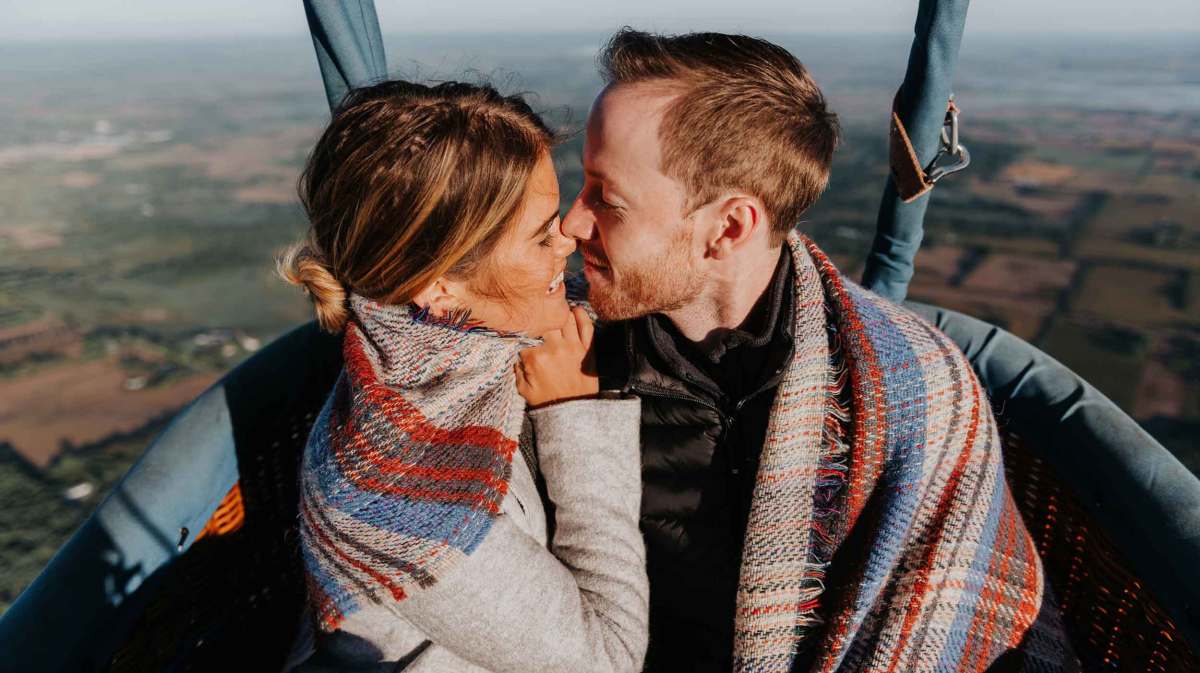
[278,80,555,332]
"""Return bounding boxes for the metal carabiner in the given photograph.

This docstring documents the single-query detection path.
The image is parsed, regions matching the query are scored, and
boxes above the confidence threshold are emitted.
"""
[925,95,971,184]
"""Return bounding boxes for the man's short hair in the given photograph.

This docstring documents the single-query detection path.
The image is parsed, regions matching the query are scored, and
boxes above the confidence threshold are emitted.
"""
[599,29,840,242]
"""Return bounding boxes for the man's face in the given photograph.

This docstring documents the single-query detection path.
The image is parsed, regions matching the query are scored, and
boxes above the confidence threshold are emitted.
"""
[561,84,707,322]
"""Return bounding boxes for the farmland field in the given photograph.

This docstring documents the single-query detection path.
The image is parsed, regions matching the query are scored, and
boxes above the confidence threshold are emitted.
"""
[1,32,1198,611]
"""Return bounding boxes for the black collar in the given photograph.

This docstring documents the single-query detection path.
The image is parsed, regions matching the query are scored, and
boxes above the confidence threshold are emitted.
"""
[614,248,796,404]
[648,247,793,365]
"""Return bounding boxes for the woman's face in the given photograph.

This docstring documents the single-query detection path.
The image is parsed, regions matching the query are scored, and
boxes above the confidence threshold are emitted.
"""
[457,153,575,338]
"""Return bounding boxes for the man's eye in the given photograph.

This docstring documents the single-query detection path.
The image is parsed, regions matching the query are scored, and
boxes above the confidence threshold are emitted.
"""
[591,191,616,210]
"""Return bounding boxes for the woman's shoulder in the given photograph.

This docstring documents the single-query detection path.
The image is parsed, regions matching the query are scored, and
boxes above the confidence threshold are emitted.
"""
[298,366,530,634]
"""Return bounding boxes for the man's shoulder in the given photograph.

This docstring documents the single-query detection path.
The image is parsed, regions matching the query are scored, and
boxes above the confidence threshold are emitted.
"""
[839,276,978,381]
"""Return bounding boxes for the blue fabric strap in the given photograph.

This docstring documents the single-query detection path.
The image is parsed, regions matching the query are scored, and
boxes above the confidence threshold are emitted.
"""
[862,0,970,301]
[303,0,388,111]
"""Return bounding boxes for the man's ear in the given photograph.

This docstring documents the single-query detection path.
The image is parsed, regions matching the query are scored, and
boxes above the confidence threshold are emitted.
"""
[707,196,765,260]
[411,277,464,316]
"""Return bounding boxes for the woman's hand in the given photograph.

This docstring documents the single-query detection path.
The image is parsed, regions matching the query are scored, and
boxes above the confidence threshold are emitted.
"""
[516,306,599,409]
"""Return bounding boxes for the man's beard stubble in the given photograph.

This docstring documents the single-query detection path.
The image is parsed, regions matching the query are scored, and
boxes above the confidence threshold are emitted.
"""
[587,225,705,322]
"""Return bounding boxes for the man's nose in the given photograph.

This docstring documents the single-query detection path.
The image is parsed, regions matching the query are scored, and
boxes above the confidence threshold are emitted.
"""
[561,197,596,242]
[553,224,577,258]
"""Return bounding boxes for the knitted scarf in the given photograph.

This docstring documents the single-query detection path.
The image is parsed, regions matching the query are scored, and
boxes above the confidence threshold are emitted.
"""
[734,233,1070,672]
[298,294,535,632]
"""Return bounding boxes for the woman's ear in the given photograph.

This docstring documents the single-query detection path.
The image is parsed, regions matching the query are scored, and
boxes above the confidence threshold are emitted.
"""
[411,277,466,317]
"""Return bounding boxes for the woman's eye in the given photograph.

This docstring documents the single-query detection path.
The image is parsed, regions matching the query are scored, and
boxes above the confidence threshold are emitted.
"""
[538,218,560,247]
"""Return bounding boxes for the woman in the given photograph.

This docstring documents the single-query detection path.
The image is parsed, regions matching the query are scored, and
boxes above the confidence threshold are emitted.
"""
[278,79,647,672]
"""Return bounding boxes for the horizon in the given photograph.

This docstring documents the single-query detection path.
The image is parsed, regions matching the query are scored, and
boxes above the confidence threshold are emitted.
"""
[2,29,1195,120]
[3,0,1197,42]
[3,29,1199,45]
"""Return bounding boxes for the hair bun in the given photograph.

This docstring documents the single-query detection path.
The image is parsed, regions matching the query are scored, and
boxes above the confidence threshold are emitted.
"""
[277,242,349,333]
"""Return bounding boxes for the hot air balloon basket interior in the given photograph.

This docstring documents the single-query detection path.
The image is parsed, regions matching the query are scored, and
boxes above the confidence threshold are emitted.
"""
[105,407,319,673]
[999,428,1197,672]
[100,405,1197,672]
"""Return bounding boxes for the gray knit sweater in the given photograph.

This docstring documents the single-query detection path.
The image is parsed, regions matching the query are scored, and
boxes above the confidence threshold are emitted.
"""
[285,397,648,673]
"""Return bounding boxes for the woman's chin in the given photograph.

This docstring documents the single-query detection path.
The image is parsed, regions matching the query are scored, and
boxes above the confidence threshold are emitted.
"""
[529,299,572,337]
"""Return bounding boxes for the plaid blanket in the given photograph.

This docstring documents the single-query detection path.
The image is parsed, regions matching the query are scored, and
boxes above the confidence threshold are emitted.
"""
[298,295,533,633]
[733,234,1072,672]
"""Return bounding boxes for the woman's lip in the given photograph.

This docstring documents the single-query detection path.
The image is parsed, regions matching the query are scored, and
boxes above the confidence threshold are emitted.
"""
[546,269,566,294]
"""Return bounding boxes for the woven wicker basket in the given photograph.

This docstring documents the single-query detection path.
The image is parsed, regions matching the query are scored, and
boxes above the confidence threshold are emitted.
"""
[100,333,1199,672]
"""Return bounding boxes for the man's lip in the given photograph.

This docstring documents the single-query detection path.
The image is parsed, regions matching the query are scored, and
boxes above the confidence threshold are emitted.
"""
[581,254,609,270]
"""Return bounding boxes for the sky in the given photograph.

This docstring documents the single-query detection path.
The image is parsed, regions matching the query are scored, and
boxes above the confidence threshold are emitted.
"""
[2,0,1197,41]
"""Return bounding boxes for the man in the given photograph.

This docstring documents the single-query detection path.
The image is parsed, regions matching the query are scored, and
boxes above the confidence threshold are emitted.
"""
[562,30,1072,672]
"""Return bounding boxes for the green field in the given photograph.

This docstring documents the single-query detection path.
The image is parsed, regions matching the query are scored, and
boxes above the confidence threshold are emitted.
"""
[1,33,1197,612]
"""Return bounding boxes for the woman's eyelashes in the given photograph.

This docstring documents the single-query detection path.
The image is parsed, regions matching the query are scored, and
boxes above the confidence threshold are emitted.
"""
[538,216,562,248]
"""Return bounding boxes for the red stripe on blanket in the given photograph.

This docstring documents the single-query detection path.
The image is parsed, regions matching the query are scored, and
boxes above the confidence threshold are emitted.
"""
[326,326,515,511]
[806,241,889,525]
[883,368,983,673]
[331,420,510,509]
[344,325,518,455]
[301,499,408,604]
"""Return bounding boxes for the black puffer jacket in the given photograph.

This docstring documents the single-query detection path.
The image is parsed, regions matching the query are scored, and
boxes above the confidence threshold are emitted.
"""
[595,252,795,672]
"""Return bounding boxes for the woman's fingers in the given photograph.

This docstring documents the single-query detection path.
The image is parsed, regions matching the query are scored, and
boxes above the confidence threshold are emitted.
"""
[572,306,594,346]
[515,307,600,407]
[514,361,529,394]
[557,310,581,347]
